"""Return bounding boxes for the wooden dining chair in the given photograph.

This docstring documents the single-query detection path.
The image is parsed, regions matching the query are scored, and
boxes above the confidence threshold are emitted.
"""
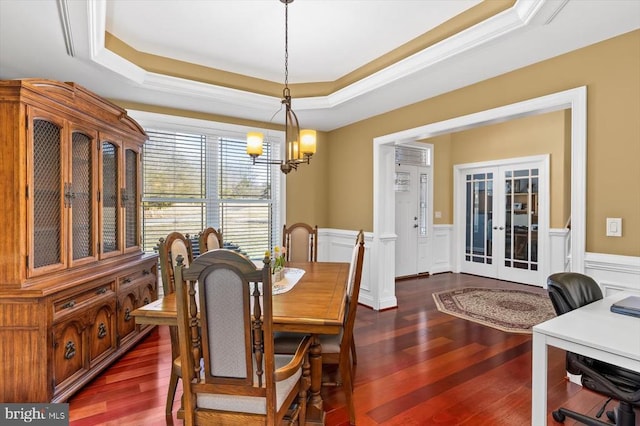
[174,249,312,425]
[274,230,365,425]
[198,227,222,253]
[282,222,318,262]
[157,231,193,416]
[345,229,365,366]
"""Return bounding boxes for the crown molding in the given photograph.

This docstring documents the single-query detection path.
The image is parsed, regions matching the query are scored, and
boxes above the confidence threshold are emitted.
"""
[87,0,553,117]
[56,0,76,57]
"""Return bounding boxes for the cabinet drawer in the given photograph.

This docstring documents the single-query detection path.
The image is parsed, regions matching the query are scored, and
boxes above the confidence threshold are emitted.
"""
[53,282,115,319]
[119,267,154,286]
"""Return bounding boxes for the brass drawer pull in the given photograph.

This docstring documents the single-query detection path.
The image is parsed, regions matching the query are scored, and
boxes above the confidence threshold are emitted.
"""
[97,322,107,339]
[124,307,131,322]
[96,287,108,295]
[142,269,150,275]
[123,277,132,284]
[62,300,76,309]
[64,341,76,360]
[143,297,150,305]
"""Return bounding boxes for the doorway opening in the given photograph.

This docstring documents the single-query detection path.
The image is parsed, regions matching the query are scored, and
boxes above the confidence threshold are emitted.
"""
[370,86,586,310]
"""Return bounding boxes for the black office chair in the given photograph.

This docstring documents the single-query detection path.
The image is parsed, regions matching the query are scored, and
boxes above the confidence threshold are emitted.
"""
[547,272,640,426]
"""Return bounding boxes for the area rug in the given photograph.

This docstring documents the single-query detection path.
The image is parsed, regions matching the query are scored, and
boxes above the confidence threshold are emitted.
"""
[432,287,556,334]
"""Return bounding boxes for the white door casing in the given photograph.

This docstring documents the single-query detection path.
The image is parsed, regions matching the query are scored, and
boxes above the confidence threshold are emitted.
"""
[371,86,586,310]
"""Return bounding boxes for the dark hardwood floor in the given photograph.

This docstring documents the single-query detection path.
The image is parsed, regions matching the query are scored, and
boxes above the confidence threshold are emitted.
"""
[67,273,631,425]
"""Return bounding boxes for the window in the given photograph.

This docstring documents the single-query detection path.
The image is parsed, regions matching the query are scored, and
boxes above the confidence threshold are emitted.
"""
[142,128,282,260]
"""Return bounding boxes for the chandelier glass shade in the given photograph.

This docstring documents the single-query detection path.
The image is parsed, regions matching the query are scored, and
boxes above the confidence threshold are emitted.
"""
[246,0,316,174]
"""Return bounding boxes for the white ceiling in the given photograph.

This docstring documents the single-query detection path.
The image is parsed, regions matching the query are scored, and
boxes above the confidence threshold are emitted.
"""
[106,0,482,84]
[1,0,639,131]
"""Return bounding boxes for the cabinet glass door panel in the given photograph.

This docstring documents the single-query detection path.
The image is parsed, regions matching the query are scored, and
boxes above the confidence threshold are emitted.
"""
[70,131,95,262]
[101,141,120,254]
[124,148,139,249]
[32,119,64,270]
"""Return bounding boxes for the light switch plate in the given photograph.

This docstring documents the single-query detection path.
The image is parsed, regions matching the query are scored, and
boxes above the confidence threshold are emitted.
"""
[606,217,622,237]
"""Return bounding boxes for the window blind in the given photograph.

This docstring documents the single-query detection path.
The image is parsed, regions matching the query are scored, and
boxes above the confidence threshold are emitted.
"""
[142,131,205,252]
[142,130,280,259]
[218,138,273,258]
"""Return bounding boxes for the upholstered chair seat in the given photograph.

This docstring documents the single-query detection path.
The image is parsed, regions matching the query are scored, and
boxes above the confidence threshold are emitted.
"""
[196,354,302,415]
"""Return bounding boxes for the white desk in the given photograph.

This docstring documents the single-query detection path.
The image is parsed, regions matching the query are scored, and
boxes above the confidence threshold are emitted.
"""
[532,291,640,425]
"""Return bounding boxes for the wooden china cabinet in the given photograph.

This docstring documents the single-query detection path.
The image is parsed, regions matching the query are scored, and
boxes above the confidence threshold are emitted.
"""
[0,79,158,402]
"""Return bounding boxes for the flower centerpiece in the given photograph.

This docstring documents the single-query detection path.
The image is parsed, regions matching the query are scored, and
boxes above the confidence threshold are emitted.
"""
[271,245,286,282]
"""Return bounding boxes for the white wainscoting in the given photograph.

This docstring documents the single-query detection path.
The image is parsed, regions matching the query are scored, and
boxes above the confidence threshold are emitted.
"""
[317,228,377,308]
[548,228,571,276]
[584,252,640,296]
[317,227,639,308]
[431,225,453,274]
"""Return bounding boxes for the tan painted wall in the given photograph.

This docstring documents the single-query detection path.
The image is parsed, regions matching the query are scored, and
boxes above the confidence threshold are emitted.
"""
[430,134,453,226]
[430,110,569,229]
[317,29,640,256]
[284,131,329,228]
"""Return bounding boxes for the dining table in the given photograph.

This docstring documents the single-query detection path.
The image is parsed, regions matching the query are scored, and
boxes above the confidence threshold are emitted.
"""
[131,260,349,425]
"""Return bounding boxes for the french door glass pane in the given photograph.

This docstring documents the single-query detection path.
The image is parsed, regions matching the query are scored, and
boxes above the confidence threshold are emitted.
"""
[504,167,538,270]
[465,173,493,264]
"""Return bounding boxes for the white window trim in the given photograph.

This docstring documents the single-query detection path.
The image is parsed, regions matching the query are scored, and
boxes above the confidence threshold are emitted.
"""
[129,109,287,249]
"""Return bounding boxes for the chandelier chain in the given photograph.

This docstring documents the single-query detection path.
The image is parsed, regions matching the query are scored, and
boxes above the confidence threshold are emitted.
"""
[284,1,289,90]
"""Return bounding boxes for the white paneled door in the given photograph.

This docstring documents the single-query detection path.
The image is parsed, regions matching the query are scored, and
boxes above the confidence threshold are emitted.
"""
[395,163,431,277]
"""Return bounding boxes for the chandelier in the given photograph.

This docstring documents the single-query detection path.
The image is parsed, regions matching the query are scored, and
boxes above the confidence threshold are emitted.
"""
[246,0,316,174]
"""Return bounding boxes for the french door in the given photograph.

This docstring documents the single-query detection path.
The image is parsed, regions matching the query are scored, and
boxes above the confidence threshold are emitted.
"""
[457,156,548,286]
